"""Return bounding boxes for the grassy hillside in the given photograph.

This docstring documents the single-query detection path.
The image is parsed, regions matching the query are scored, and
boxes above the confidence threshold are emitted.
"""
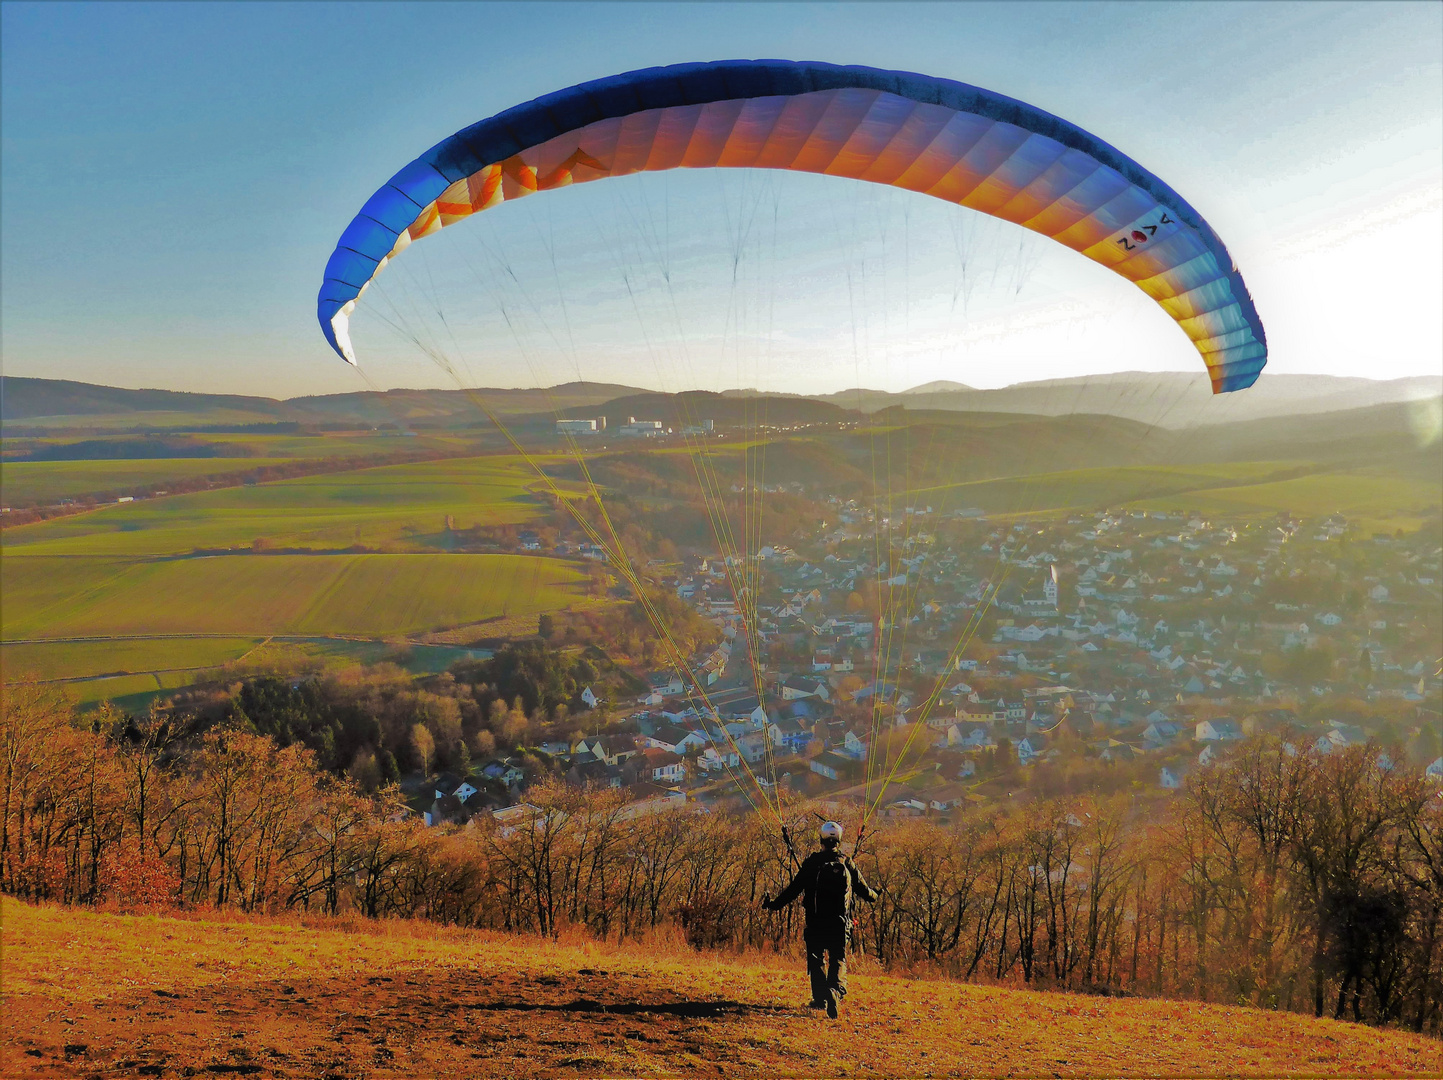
[901,459,1441,531]
[860,399,1440,474]
[1127,465,1442,530]
[0,636,263,680]
[3,900,1435,1078]
[842,413,1161,488]
[908,461,1317,512]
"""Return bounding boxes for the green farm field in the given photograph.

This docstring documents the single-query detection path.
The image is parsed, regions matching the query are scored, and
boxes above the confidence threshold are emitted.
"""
[0,636,496,706]
[1,553,590,640]
[908,461,1313,513]
[0,636,262,681]
[220,637,494,673]
[0,434,482,509]
[170,432,473,458]
[1,638,257,708]
[1,430,471,460]
[2,407,288,432]
[0,455,553,556]
[0,459,302,506]
[42,669,220,708]
[0,450,604,688]
[909,460,1442,526]
[1126,465,1443,531]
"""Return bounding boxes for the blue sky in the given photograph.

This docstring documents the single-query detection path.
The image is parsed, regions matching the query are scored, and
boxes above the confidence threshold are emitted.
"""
[2,1,1439,397]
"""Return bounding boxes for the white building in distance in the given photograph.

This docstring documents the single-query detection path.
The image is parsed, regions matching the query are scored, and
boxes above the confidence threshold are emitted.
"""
[617,417,664,437]
[556,417,605,435]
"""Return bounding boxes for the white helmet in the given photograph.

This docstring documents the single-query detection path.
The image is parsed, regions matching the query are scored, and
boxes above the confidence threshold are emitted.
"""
[820,820,843,842]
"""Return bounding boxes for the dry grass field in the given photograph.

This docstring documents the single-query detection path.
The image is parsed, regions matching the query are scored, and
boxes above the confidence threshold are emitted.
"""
[3,900,1438,1079]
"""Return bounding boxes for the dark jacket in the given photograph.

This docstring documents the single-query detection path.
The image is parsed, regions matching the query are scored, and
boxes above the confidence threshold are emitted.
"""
[765,847,877,924]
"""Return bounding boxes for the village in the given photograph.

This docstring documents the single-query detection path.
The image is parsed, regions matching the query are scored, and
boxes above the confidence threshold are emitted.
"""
[421,501,1443,827]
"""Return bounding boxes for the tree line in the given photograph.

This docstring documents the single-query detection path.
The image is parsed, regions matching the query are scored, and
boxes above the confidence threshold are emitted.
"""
[2,682,1438,1034]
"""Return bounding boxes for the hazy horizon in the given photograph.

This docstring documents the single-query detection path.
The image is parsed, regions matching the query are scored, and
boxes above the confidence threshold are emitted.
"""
[5,367,1440,406]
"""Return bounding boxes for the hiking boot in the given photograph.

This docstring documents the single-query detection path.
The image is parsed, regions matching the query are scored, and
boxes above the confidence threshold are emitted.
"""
[826,994,838,1019]
[807,999,826,1010]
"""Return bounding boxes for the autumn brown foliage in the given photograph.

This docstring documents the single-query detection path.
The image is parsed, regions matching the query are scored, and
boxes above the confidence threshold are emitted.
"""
[3,682,1439,1033]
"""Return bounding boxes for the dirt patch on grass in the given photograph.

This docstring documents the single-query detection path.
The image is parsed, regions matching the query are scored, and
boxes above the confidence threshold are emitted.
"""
[5,964,791,1077]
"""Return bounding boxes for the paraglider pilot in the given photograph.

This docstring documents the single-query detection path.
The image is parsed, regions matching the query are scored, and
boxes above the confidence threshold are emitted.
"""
[763,820,877,1018]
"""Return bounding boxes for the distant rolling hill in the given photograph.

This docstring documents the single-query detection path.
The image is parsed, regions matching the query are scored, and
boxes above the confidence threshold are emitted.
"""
[574,399,1440,507]
[1182,398,1443,465]
[285,381,650,425]
[900,379,975,394]
[852,409,1163,481]
[0,377,650,432]
[866,398,1442,472]
[0,377,293,424]
[5,375,1438,449]
[812,372,1443,427]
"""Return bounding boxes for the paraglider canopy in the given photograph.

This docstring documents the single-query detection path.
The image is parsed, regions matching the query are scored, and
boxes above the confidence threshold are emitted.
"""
[319,59,1265,392]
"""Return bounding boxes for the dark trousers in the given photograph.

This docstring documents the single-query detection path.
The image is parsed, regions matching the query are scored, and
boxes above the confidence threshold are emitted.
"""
[805,922,848,1002]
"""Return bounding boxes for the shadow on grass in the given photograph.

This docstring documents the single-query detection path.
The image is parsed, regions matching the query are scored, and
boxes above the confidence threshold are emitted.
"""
[465,998,785,1019]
